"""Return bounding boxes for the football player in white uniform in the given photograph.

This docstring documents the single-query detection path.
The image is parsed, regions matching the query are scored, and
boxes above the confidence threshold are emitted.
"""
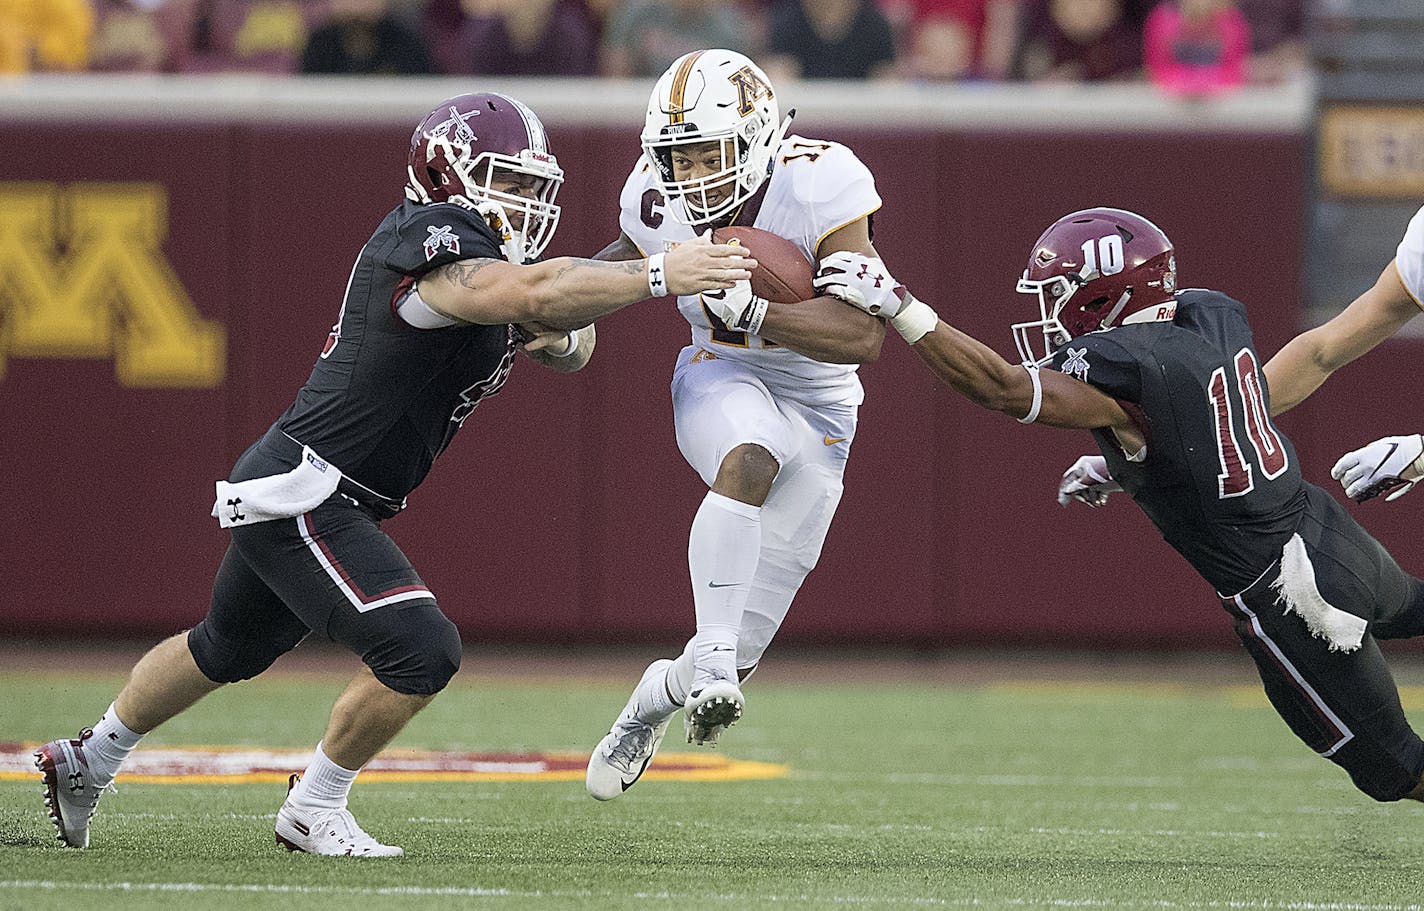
[585,49,892,800]
[1262,205,1424,501]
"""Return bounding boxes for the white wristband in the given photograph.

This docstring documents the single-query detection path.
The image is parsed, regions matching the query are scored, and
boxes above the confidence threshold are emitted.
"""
[646,252,668,297]
[552,330,579,357]
[1017,364,1043,424]
[888,296,937,344]
[742,297,769,336]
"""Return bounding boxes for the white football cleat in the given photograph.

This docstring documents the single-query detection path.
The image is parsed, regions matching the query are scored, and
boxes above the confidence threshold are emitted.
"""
[35,729,113,849]
[586,659,674,801]
[275,775,404,858]
[684,672,744,747]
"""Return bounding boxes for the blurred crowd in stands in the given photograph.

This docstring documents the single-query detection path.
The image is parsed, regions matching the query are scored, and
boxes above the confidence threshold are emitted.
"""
[2,0,1307,95]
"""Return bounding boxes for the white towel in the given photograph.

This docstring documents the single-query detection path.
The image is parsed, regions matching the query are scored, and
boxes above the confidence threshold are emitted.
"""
[211,446,342,529]
[1270,533,1367,653]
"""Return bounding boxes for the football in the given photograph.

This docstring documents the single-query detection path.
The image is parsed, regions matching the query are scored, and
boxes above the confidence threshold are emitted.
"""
[712,226,815,304]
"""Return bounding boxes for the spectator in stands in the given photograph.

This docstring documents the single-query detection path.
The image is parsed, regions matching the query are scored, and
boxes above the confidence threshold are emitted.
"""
[1238,0,1306,84]
[173,0,319,74]
[0,0,94,73]
[86,0,184,72]
[762,0,897,81]
[899,0,1024,81]
[302,0,433,74]
[1012,0,1142,81]
[1143,0,1250,97]
[429,0,598,76]
[600,0,749,78]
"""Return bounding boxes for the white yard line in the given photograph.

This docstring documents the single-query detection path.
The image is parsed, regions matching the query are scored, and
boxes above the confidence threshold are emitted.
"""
[1,882,1421,909]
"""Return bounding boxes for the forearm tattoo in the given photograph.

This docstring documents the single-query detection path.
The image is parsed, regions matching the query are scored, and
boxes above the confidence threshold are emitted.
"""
[439,258,499,289]
[549,258,644,292]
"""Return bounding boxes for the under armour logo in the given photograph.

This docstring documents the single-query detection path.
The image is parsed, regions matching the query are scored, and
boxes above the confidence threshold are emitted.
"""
[226,498,245,522]
[649,262,665,289]
[1061,347,1090,381]
[429,105,479,144]
[855,263,884,287]
[66,771,84,793]
[424,225,461,261]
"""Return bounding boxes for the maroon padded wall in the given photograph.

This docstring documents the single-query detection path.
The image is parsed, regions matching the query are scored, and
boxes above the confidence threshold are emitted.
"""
[6,115,1389,652]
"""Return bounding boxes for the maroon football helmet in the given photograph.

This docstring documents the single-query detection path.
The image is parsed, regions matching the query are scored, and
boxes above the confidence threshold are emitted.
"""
[405,92,563,261]
[1012,207,1178,365]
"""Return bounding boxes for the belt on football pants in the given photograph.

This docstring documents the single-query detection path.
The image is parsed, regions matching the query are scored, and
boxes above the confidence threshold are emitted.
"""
[260,428,408,520]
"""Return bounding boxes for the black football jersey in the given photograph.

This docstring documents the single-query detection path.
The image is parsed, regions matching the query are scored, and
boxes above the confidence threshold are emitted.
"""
[1050,288,1307,595]
[271,199,517,498]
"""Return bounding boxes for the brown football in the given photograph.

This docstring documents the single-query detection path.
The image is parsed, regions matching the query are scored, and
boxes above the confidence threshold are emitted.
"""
[712,226,815,304]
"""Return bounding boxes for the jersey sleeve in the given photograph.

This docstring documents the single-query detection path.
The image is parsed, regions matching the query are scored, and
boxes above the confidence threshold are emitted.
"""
[1394,204,1424,305]
[617,157,659,257]
[781,137,881,253]
[386,203,504,276]
[1050,333,1143,404]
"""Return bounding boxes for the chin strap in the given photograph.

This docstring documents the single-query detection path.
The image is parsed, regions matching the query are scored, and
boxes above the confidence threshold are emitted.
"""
[447,194,524,263]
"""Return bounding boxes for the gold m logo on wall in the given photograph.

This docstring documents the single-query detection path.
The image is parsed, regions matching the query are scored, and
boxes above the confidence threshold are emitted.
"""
[0,182,225,387]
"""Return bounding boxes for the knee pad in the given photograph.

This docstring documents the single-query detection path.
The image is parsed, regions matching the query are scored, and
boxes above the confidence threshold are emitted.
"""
[365,608,462,696]
[1333,735,1424,802]
[188,619,305,684]
[762,465,844,575]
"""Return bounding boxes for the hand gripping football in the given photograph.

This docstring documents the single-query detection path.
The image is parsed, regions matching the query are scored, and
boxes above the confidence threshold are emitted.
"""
[711,226,814,304]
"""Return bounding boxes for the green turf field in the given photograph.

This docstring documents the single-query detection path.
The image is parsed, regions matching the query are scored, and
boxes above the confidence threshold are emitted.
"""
[3,652,1424,910]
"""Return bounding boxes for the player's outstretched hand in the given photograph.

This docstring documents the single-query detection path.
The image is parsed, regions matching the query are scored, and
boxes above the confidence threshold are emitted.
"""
[1332,434,1424,502]
[1057,455,1122,507]
[663,233,755,296]
[701,281,768,335]
[813,251,910,317]
[515,321,573,353]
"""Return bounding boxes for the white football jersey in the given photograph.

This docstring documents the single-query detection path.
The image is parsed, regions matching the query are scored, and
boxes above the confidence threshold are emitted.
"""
[618,135,882,406]
[1395,204,1424,305]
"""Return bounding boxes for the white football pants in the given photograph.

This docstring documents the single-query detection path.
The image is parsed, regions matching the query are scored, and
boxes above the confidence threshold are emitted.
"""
[671,346,856,667]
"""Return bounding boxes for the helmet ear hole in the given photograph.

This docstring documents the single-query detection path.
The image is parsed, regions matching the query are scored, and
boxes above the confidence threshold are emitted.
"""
[1083,296,1112,314]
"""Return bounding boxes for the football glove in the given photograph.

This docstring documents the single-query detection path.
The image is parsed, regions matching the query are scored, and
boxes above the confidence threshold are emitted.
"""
[1331,434,1424,502]
[1057,455,1122,508]
[813,251,910,317]
[702,280,768,336]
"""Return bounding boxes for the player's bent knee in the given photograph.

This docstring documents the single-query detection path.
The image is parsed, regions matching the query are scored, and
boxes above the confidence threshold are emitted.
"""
[366,609,463,696]
[1332,736,1424,802]
[187,620,303,684]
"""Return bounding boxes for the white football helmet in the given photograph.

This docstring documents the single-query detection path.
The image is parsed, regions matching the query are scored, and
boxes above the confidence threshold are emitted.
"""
[641,49,791,226]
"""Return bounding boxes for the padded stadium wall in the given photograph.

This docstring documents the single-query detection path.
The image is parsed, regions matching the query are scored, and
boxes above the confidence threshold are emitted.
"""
[5,77,1409,650]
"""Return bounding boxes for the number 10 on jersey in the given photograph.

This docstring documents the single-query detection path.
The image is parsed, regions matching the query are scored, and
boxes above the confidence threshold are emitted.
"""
[1209,347,1287,499]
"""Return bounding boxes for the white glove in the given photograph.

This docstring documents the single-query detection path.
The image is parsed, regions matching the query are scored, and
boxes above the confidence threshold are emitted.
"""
[701,280,768,336]
[1057,455,1122,507]
[813,251,909,317]
[1331,434,1424,502]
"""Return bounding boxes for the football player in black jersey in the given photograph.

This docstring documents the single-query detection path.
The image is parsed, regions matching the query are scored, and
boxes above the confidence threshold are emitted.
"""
[33,92,753,856]
[816,207,1424,807]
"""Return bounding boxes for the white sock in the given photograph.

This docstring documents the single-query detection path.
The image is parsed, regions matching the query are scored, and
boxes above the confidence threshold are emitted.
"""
[688,491,761,680]
[87,703,143,784]
[288,742,358,810]
[632,642,695,723]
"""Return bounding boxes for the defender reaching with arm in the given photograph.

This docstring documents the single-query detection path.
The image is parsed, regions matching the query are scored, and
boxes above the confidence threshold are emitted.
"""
[1263,205,1424,501]
[823,206,1424,808]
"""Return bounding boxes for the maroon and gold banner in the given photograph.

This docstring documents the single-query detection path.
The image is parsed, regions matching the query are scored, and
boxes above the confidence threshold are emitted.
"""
[5,116,1383,649]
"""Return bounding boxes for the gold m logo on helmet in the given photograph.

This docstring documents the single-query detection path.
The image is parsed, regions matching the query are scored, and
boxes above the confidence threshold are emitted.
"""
[0,182,225,387]
[728,66,771,117]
